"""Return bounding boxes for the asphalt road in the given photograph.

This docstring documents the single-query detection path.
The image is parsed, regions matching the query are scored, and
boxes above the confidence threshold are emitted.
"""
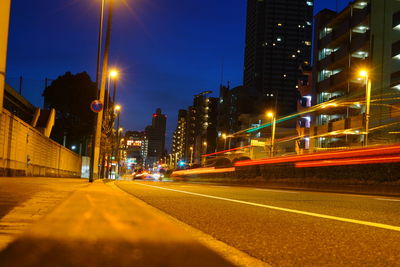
[116,180,400,267]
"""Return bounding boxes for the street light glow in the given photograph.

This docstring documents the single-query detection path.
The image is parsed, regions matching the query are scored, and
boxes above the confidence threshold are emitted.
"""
[109,69,118,78]
[267,112,274,118]
[118,127,123,132]
[359,69,368,77]
[114,104,121,111]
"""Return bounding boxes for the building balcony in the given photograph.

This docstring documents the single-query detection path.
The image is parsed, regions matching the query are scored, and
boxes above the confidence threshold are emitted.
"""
[318,45,349,70]
[350,31,370,52]
[314,124,329,136]
[317,71,348,93]
[329,118,346,132]
[351,6,370,27]
[346,114,364,129]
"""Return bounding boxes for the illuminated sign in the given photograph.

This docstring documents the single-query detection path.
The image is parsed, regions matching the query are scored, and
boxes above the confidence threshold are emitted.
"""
[127,140,142,147]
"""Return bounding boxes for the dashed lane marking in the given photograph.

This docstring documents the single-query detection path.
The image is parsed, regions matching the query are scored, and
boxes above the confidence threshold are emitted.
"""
[134,182,400,232]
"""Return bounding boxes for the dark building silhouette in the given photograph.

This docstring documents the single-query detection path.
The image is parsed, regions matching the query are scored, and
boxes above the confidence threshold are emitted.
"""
[177,91,218,165]
[243,0,314,116]
[145,108,166,166]
[217,85,259,134]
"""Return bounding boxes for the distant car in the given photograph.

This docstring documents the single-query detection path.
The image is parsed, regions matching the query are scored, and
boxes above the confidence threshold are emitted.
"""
[133,169,149,179]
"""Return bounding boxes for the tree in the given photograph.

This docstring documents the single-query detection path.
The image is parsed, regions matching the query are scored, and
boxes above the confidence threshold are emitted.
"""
[42,72,97,154]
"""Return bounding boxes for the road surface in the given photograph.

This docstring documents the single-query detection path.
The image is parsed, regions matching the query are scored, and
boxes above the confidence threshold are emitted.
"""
[116,180,400,266]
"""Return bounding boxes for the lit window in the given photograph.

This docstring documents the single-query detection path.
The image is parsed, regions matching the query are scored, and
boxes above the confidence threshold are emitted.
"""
[351,50,369,59]
[278,23,282,26]
[306,21,312,26]
[306,1,313,6]
[305,41,311,46]
[277,37,282,42]
[354,1,367,9]
[319,27,332,39]
[292,54,296,58]
[352,25,369,33]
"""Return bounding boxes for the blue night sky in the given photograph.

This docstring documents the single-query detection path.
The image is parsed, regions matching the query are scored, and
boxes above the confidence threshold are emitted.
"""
[6,0,351,149]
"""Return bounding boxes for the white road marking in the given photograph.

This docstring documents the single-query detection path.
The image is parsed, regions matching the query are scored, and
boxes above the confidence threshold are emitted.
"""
[375,198,400,202]
[135,182,400,232]
[254,188,299,194]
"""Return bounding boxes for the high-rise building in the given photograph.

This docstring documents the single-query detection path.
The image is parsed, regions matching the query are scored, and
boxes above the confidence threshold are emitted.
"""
[243,0,314,116]
[311,0,400,149]
[172,109,188,164]
[180,91,218,165]
[145,108,166,166]
[124,131,146,168]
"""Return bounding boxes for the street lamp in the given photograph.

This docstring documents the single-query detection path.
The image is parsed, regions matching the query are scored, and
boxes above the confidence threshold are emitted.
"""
[91,0,116,182]
[359,69,371,146]
[110,104,121,179]
[222,133,227,150]
[267,112,276,157]
[189,146,193,165]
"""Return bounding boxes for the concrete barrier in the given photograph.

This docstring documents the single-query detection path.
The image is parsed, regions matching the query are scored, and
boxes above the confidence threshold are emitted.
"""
[0,109,82,177]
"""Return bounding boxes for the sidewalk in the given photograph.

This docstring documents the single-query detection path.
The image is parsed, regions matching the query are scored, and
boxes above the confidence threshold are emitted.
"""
[0,180,234,267]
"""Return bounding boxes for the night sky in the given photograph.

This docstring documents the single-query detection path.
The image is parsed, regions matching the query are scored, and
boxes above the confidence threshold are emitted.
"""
[6,0,351,149]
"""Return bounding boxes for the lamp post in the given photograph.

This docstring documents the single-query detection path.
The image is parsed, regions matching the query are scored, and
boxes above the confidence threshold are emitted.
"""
[189,146,193,165]
[109,69,118,105]
[116,126,123,178]
[110,104,121,178]
[202,141,207,166]
[359,69,371,147]
[222,134,227,150]
[267,112,276,157]
[90,0,115,182]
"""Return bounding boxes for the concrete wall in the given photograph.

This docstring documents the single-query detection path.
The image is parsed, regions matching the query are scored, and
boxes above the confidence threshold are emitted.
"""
[0,109,82,177]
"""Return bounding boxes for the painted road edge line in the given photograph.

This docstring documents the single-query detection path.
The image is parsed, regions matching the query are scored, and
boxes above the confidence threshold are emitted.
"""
[375,198,400,202]
[135,182,400,232]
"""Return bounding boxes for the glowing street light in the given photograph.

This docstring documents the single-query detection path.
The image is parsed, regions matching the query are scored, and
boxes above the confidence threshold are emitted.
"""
[267,111,276,157]
[114,104,121,112]
[358,68,371,146]
[109,69,118,79]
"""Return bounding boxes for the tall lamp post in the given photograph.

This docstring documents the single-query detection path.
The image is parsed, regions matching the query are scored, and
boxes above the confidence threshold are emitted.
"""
[222,134,227,150]
[359,69,371,147]
[117,126,123,178]
[90,0,115,182]
[111,104,121,178]
[267,112,276,158]
[189,146,193,166]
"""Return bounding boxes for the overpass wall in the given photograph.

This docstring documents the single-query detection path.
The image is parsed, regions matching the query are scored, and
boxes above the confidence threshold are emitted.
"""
[0,109,82,177]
